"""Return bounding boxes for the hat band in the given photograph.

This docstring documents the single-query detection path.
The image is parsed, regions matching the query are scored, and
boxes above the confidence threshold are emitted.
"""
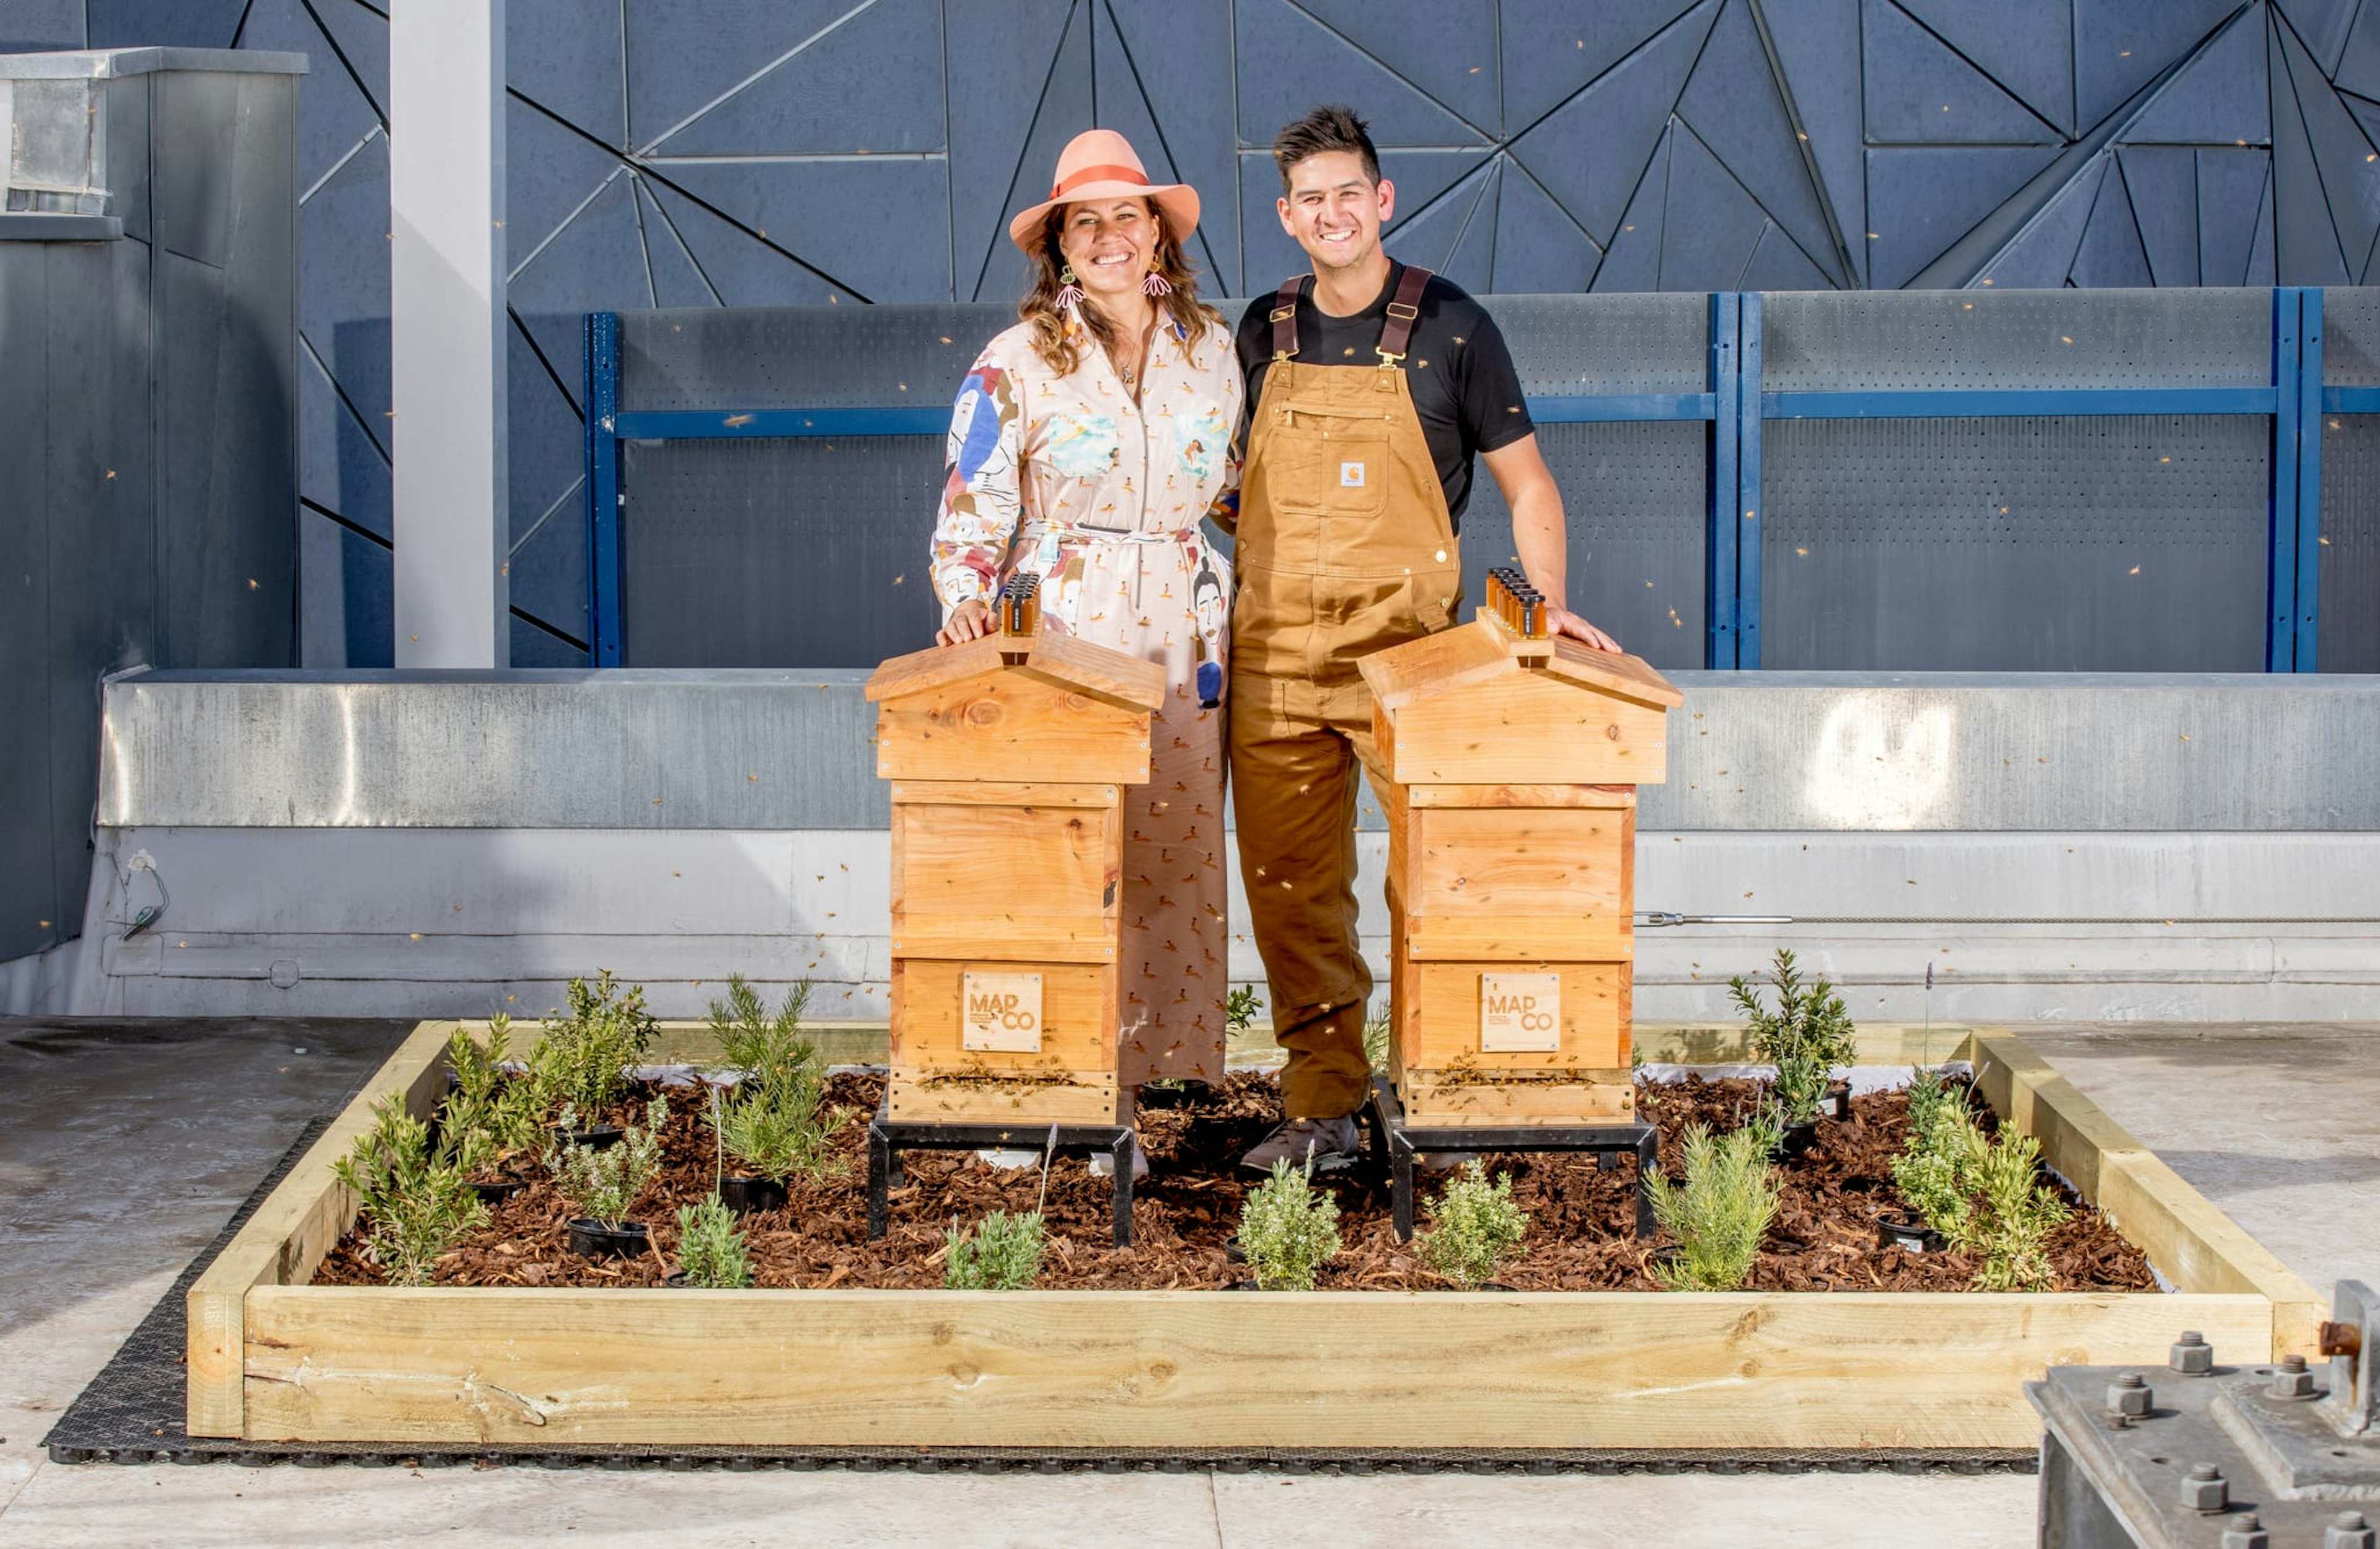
[1049,162,1155,200]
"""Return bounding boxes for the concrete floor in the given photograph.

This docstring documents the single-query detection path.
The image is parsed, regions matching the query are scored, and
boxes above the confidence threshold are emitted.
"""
[2,1017,2372,1547]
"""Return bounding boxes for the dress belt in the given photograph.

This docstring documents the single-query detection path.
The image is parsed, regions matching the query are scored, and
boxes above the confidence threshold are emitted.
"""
[1026,523,1195,545]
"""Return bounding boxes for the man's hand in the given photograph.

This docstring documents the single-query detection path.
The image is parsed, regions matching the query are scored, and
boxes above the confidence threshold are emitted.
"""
[936,598,992,647]
[1546,604,1621,654]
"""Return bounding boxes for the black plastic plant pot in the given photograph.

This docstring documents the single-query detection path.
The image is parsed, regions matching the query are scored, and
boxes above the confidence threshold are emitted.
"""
[718,1175,787,1214]
[1828,1080,1854,1121]
[1877,1214,1947,1254]
[566,1219,650,1259]
[470,1178,526,1204]
[1774,1120,1820,1162]
[1647,1244,1685,1278]
[553,1124,625,1150]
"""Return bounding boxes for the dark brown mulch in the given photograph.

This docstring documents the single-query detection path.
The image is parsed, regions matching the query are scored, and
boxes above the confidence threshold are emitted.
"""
[311,1071,2157,1294]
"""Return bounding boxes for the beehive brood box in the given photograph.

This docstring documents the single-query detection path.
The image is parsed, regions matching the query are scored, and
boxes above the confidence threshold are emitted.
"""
[1357,597,1683,1127]
[865,621,1163,1124]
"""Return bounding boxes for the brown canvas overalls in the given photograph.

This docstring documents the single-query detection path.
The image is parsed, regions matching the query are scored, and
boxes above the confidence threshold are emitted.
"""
[1230,267,1461,1118]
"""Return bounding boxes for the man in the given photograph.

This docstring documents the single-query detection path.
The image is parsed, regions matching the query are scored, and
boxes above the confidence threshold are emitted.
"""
[1230,104,1622,1172]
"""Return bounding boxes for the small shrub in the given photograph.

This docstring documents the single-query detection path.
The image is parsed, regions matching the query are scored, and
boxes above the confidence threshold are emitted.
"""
[1730,949,1858,1125]
[1646,1123,1781,1291]
[674,1194,754,1289]
[1362,1007,1391,1074]
[441,1016,544,1179]
[943,1209,1046,1289]
[528,969,656,1118]
[1967,1130,2071,1292]
[1417,1161,1528,1287]
[544,1095,668,1225]
[1892,1068,1985,1245]
[708,974,815,1093]
[716,1080,849,1182]
[1240,1158,1342,1291]
[1225,985,1264,1035]
[332,1095,487,1287]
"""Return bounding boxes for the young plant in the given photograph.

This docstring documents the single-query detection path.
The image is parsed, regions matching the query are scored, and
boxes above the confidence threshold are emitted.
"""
[332,1095,487,1287]
[674,1194,755,1289]
[527,969,657,1119]
[441,1015,544,1179]
[716,1079,849,1182]
[1240,1157,1343,1291]
[1646,1122,1781,1291]
[1965,1130,2071,1292]
[707,974,816,1094]
[1892,1070,1986,1247]
[1730,949,1858,1126]
[1225,985,1264,1035]
[943,1209,1047,1289]
[543,1094,669,1226]
[1417,1161,1528,1287]
[1362,1007,1391,1074]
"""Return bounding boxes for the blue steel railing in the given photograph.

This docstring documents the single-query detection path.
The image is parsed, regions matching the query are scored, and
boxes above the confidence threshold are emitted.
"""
[584,289,2335,672]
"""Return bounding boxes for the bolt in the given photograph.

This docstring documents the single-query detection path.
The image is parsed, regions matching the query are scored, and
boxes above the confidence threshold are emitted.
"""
[2271,1353,2318,1400]
[2330,1512,2377,1549]
[2172,1330,2215,1375]
[2108,1371,2154,1417]
[2182,1463,2229,1512]
[2222,1514,2270,1549]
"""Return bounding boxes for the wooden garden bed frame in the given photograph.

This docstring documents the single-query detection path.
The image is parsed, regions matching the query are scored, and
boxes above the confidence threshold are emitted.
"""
[188,1022,2324,1450]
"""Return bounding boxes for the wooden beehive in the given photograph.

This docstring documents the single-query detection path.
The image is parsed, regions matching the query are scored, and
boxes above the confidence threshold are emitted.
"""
[1357,581,1684,1128]
[865,612,1163,1125]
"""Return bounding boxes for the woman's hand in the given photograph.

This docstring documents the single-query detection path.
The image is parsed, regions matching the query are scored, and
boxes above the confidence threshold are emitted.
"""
[936,598,994,647]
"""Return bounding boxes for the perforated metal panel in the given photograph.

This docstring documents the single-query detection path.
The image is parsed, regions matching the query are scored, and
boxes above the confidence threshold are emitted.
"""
[1492,293,1711,394]
[2320,288,2380,387]
[2317,417,2380,672]
[1763,415,2270,670]
[619,304,1014,410]
[618,436,943,668]
[1762,289,2273,390]
[1460,421,1708,668]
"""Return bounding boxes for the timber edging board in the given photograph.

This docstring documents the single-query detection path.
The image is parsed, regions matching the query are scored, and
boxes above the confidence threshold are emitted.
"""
[192,1023,2306,1448]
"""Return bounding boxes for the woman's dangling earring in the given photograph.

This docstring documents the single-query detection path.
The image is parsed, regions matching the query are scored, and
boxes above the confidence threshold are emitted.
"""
[1055,263,1086,309]
[1141,268,1173,297]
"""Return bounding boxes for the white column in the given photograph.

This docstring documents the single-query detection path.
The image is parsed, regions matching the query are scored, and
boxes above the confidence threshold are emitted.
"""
[389,0,508,667]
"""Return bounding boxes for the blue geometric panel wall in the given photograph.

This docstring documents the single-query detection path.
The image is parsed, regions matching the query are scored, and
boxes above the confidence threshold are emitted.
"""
[27,0,2380,664]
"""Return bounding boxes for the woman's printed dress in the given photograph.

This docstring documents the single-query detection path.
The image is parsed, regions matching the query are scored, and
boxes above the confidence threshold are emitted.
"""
[930,315,1242,1084]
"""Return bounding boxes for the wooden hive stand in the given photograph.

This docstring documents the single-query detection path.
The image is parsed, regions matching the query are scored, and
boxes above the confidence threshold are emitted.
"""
[1355,569,1686,1239]
[862,574,1165,1245]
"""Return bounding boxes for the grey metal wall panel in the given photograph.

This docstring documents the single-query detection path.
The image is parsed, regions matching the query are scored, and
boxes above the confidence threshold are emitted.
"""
[619,304,1013,410]
[0,247,60,960]
[2317,417,2380,671]
[1763,415,2271,671]
[1491,292,1709,392]
[617,436,943,668]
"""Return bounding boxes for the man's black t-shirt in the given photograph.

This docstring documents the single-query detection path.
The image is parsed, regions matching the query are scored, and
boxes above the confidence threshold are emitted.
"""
[1233,261,1534,533]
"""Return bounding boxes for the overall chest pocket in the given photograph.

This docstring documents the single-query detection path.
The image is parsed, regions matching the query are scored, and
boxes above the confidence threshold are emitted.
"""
[1262,404,1391,518]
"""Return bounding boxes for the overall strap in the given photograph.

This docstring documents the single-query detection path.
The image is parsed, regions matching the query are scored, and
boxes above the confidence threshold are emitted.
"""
[1270,276,1305,361]
[1376,265,1432,366]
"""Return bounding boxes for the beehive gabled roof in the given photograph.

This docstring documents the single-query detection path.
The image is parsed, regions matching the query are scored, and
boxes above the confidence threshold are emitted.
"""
[1360,617,1682,713]
[865,630,1165,712]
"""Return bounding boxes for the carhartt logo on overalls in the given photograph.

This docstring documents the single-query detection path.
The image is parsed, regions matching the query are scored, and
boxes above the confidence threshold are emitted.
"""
[1340,461,1366,488]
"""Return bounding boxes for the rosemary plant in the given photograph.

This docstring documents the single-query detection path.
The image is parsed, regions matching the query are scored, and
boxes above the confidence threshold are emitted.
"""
[332,1095,487,1286]
[1417,1161,1528,1287]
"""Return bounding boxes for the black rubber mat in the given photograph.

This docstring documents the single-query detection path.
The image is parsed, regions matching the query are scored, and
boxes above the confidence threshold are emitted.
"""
[40,1121,2037,1473]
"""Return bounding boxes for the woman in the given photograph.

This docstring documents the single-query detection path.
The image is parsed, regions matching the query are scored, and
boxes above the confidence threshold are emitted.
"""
[929,130,1240,1091]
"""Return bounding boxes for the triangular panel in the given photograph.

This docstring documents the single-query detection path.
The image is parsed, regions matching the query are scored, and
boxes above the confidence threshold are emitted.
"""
[1897,0,2076,135]
[1500,0,1705,131]
[1592,124,1673,291]
[2245,164,2278,283]
[1659,121,1773,292]
[2117,146,2200,283]
[88,0,245,48]
[309,0,390,120]
[1432,164,1502,294]
[299,133,393,456]
[636,178,721,307]
[238,0,382,192]
[1862,0,2061,144]
[2073,0,2238,131]
[2279,13,2380,282]
[2067,160,2155,285]
[2338,2,2380,101]
[509,175,656,408]
[1101,0,1240,295]
[1298,0,1502,135]
[1739,219,1835,290]
[2270,15,2355,284]
[1238,152,1308,294]
[1233,0,1489,146]
[1492,162,1603,293]
[2122,7,2271,146]
[1510,1,1715,245]
[298,343,392,541]
[1864,144,2061,288]
[950,0,1086,304]
[509,485,591,648]
[1763,0,1867,286]
[646,182,837,308]
[508,0,625,148]
[299,506,394,669]
[2197,146,2272,285]
[649,0,943,157]
[1676,0,1845,284]
[625,0,850,151]
[506,320,583,551]
[1975,157,2105,289]
[511,612,590,668]
[2278,0,2360,76]
[1380,161,1495,283]
[1382,149,1498,236]
[661,156,953,303]
[507,94,630,270]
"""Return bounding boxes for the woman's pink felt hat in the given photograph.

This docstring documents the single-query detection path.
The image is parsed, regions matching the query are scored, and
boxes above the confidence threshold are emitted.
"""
[1007,128,1201,252]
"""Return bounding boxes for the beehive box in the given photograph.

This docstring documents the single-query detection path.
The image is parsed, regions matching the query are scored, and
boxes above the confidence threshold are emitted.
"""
[1357,613,1684,1127]
[865,628,1163,1124]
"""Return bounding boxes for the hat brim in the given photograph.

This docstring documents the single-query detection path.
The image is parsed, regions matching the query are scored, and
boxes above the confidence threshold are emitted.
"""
[1008,180,1201,252]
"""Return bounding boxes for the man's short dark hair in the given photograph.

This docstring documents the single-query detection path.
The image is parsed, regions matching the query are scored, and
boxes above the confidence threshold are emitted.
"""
[1272,104,1381,193]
